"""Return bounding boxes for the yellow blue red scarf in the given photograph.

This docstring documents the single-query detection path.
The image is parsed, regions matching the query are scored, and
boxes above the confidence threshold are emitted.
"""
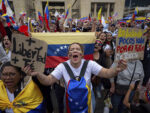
[0,80,45,113]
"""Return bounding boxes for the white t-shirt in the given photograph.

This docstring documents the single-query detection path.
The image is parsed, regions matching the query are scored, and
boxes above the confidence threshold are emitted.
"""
[51,59,102,86]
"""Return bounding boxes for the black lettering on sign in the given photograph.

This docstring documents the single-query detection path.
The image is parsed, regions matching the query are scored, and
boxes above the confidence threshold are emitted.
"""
[12,38,38,59]
[32,51,37,59]
[35,47,44,63]
[12,57,19,64]
[12,38,18,54]
[12,36,47,72]
[23,58,35,70]
[26,38,35,46]
[23,58,31,66]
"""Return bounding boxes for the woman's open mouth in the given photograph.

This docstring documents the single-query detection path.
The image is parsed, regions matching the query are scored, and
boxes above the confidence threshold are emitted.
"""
[73,55,78,58]
[5,42,8,45]
[73,55,79,61]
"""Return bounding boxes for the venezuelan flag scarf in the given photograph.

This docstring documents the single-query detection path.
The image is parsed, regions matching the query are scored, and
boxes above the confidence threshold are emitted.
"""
[0,80,45,113]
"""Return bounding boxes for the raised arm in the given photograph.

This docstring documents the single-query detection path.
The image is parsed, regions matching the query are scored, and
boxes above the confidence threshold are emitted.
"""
[36,72,58,86]
[98,59,127,78]
[23,66,58,86]
[0,15,6,21]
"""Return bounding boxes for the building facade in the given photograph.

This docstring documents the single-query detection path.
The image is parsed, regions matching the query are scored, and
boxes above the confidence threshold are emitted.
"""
[124,0,150,17]
[9,0,125,21]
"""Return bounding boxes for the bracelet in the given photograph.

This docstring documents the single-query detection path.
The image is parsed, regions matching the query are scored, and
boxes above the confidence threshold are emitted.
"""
[145,90,150,101]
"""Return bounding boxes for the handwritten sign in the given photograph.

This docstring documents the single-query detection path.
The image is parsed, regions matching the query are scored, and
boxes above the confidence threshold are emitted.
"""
[115,28,147,61]
[11,34,48,72]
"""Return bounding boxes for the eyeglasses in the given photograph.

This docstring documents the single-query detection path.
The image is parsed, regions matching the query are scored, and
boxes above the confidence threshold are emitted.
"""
[2,72,16,77]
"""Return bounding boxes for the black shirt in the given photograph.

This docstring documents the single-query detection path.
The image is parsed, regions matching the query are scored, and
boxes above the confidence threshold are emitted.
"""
[130,103,150,113]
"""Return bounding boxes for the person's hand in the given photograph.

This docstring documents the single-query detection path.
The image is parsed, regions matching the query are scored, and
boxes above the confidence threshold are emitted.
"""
[129,84,135,91]
[110,86,115,94]
[110,83,115,94]
[22,65,39,77]
[91,76,96,81]
[116,59,127,73]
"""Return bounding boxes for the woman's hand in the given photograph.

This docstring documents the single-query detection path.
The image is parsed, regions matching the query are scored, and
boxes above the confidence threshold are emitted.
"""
[22,65,39,77]
[129,84,135,91]
[110,86,115,94]
[116,59,127,73]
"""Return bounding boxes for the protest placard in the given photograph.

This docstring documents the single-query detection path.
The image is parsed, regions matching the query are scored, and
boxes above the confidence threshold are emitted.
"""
[11,34,48,72]
[115,28,147,61]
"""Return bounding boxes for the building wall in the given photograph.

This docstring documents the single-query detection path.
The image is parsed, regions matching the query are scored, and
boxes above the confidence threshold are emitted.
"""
[80,0,91,18]
[10,0,27,21]
[10,0,125,21]
[114,0,125,19]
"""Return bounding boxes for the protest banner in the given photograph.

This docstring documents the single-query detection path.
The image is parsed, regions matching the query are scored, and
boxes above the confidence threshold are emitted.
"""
[11,34,48,72]
[115,28,147,61]
[32,32,96,68]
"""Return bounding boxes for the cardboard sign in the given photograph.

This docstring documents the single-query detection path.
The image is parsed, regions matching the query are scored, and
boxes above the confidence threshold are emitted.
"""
[115,28,147,61]
[11,34,48,72]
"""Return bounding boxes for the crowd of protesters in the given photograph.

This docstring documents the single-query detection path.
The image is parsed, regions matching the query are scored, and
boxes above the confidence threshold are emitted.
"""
[0,11,150,113]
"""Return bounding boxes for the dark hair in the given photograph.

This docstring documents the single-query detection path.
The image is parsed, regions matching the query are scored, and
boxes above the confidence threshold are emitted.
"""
[68,42,84,54]
[111,24,115,27]
[98,32,107,39]
[2,35,11,48]
[0,62,26,77]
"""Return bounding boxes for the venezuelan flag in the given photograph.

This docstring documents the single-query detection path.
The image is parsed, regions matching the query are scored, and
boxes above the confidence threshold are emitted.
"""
[20,11,26,17]
[2,14,11,26]
[9,16,15,24]
[80,17,88,22]
[38,11,43,24]
[0,80,45,113]
[132,7,138,21]
[98,7,102,23]
[31,32,96,68]
[44,1,50,31]
[65,7,70,19]
[134,7,138,15]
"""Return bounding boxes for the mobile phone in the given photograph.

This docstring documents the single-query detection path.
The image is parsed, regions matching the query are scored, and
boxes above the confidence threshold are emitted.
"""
[134,80,140,90]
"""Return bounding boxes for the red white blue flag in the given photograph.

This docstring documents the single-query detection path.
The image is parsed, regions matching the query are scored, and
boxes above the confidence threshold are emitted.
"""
[44,1,50,31]
[38,11,43,24]
[31,32,96,68]
[65,8,69,19]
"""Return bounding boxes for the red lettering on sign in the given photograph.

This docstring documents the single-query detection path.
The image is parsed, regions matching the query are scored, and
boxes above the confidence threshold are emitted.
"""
[135,44,145,52]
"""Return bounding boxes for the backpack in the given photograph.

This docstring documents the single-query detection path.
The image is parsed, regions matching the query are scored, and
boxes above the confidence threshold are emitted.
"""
[63,60,92,113]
